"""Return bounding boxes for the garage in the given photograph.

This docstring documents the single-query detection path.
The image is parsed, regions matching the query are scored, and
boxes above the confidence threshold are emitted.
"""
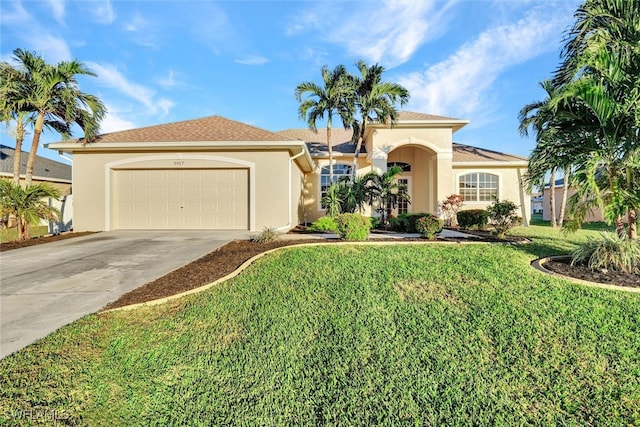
[112,168,249,230]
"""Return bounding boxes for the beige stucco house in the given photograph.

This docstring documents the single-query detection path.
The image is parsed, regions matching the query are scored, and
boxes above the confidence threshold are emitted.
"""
[47,112,530,232]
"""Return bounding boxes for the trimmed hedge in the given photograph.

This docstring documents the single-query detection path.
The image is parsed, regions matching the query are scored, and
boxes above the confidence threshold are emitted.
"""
[391,213,431,233]
[458,209,489,230]
[308,216,338,233]
[334,213,371,241]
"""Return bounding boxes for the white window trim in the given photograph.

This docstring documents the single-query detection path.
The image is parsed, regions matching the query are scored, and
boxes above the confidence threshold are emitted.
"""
[317,161,353,212]
[455,170,502,204]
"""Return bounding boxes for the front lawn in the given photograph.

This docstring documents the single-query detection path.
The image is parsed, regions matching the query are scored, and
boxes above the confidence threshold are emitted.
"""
[1,227,639,425]
[0,225,48,242]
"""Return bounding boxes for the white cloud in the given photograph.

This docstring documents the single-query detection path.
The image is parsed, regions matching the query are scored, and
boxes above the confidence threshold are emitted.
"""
[47,0,65,24]
[123,12,146,32]
[287,0,457,68]
[92,0,115,24]
[87,62,174,116]
[99,109,136,134]
[399,6,571,119]
[234,55,268,66]
[156,70,178,89]
[0,1,30,25]
[34,34,72,62]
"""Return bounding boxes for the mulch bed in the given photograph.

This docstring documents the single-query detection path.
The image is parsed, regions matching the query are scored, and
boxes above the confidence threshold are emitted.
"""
[543,258,640,287]
[0,231,96,252]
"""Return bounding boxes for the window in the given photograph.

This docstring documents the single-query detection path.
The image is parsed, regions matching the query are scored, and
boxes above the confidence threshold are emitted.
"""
[386,162,411,172]
[459,172,498,202]
[320,164,353,201]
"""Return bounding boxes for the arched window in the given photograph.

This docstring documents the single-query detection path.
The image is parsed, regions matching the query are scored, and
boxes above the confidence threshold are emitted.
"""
[386,162,411,172]
[320,164,353,200]
[459,172,498,202]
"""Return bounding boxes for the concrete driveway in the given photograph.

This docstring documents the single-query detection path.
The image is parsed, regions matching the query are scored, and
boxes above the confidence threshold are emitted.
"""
[0,230,250,359]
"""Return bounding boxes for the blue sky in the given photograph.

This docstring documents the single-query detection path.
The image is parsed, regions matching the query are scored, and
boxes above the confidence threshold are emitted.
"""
[1,0,581,164]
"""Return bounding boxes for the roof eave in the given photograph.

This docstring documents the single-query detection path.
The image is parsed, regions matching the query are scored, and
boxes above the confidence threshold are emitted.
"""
[452,161,528,167]
[371,119,470,133]
[46,140,316,172]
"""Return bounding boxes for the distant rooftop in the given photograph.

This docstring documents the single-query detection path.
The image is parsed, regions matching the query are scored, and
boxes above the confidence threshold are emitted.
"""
[0,145,71,181]
[452,143,527,163]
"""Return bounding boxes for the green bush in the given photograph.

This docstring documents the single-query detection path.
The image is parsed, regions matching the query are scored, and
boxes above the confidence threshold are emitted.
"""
[252,227,279,243]
[487,200,519,239]
[571,232,640,273]
[415,214,444,240]
[369,216,380,230]
[393,213,430,233]
[457,209,489,230]
[308,216,338,233]
[334,213,370,241]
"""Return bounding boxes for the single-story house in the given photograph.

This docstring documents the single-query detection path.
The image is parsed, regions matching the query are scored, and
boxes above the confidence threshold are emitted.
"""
[1,145,74,231]
[47,112,531,232]
[531,194,543,215]
[0,145,72,194]
[542,178,608,223]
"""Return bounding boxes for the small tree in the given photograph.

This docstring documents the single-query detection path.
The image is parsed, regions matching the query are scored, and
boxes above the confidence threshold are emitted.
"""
[0,180,61,240]
[487,199,520,239]
[439,194,463,227]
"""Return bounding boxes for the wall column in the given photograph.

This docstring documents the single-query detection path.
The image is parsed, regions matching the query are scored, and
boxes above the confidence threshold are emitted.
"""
[435,151,454,213]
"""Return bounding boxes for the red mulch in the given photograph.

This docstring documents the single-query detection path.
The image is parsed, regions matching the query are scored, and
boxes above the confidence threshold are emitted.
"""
[543,258,639,287]
[0,231,96,252]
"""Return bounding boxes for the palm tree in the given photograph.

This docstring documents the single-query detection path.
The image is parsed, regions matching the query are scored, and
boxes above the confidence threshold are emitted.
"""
[8,49,106,185]
[350,60,409,178]
[295,65,354,184]
[0,179,61,240]
[550,0,640,239]
[368,165,410,228]
[0,62,34,184]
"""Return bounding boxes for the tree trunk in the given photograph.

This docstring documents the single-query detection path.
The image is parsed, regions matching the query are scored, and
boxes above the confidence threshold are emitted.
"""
[549,169,557,228]
[12,121,25,186]
[628,208,637,240]
[615,215,626,238]
[558,168,570,228]
[327,125,333,185]
[352,120,367,180]
[25,112,45,186]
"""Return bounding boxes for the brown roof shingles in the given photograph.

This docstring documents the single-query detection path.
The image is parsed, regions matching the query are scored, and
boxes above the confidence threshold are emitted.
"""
[453,143,527,162]
[397,111,463,121]
[83,116,297,143]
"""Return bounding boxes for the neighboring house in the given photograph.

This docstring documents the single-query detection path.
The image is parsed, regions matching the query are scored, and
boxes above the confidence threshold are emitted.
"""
[0,145,72,194]
[542,178,607,223]
[0,145,73,231]
[47,112,531,232]
[531,194,543,215]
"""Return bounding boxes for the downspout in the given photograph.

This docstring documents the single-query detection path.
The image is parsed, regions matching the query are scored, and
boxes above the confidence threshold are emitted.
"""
[275,149,305,232]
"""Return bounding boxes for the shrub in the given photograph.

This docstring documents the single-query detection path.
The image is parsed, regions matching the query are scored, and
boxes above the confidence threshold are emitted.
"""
[487,200,519,239]
[457,209,489,230]
[369,216,380,230]
[252,227,279,243]
[439,194,464,227]
[571,233,640,273]
[395,213,430,233]
[415,214,444,240]
[308,216,338,233]
[334,213,370,241]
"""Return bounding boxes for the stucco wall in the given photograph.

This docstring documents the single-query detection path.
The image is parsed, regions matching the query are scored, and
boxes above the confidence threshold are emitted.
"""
[453,165,530,224]
[302,156,370,223]
[542,187,606,223]
[72,150,295,231]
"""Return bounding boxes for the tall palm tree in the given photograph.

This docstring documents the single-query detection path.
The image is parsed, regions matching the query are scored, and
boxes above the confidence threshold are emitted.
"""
[551,0,640,238]
[0,180,61,240]
[350,60,409,178]
[295,65,354,184]
[9,49,106,185]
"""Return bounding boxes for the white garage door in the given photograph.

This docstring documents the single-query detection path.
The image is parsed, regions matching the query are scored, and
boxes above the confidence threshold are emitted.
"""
[112,169,249,229]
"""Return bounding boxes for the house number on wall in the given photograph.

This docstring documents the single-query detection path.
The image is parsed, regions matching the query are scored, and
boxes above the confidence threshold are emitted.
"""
[173,161,185,166]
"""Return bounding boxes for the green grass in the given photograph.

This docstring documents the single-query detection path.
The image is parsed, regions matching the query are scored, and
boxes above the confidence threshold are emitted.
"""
[0,225,49,242]
[1,227,639,425]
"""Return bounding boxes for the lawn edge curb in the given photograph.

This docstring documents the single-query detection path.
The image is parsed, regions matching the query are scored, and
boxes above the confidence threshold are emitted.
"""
[101,239,490,313]
[531,255,639,293]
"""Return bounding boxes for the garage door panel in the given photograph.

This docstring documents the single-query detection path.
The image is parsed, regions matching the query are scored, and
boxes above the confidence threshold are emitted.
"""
[113,169,248,230]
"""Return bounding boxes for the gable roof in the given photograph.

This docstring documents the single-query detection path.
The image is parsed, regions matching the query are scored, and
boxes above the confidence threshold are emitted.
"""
[452,143,527,163]
[0,145,71,182]
[73,115,298,144]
